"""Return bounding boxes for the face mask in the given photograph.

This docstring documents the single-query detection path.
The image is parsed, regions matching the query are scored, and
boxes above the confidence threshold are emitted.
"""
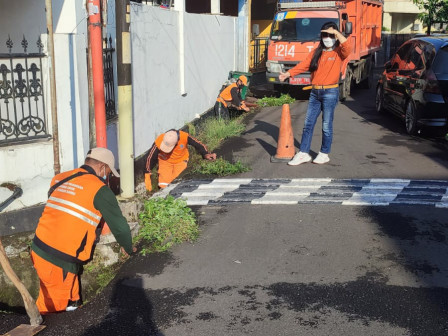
[322,37,336,48]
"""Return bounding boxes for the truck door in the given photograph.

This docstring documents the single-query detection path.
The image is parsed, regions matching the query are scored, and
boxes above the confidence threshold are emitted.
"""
[385,43,413,113]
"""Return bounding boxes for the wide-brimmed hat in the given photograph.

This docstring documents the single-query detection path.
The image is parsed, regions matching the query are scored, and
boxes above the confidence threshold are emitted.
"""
[160,130,179,153]
[86,147,120,177]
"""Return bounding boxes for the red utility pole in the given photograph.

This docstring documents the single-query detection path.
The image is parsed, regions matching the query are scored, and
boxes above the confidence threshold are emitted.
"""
[88,0,107,148]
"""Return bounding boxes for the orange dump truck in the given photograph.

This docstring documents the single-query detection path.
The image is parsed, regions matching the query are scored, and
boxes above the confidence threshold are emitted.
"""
[266,0,383,100]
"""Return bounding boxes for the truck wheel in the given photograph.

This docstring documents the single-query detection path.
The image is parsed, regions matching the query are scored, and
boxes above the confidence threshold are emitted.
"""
[339,70,352,102]
[360,65,374,89]
[273,84,288,97]
[405,100,419,135]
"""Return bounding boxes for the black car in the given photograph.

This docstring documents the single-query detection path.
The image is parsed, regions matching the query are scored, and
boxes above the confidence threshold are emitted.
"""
[375,36,448,135]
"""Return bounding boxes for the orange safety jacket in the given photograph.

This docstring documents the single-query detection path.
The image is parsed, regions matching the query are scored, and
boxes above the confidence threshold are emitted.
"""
[217,83,243,107]
[33,167,106,264]
[155,130,190,163]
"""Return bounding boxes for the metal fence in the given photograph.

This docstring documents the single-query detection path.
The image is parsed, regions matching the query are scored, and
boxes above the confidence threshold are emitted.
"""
[250,38,268,72]
[103,36,116,120]
[0,36,49,145]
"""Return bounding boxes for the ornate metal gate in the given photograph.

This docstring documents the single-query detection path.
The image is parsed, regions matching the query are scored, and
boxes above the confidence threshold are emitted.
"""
[103,36,117,120]
[0,36,49,145]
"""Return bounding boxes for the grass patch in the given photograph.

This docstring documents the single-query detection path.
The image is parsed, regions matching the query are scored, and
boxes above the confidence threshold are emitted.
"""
[257,94,295,107]
[137,196,199,255]
[95,266,118,293]
[193,157,250,176]
[194,116,246,151]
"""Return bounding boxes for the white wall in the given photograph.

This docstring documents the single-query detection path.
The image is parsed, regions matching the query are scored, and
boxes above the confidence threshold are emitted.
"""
[0,0,90,212]
[130,4,237,157]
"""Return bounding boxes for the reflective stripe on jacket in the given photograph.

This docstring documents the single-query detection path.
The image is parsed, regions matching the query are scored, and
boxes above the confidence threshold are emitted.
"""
[155,130,189,164]
[34,168,105,264]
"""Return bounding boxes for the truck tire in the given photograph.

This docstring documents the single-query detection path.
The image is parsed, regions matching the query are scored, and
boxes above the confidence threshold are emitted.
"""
[274,84,288,96]
[360,56,374,89]
[339,70,352,102]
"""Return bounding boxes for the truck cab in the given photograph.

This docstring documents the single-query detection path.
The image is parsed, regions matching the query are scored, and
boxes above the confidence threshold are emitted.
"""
[266,0,383,100]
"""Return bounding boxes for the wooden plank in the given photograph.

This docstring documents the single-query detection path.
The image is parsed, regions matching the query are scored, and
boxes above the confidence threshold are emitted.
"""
[2,324,46,336]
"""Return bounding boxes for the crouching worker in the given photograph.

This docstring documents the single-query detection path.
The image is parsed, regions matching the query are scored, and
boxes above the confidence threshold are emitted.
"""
[145,129,217,190]
[31,148,136,314]
[214,75,250,119]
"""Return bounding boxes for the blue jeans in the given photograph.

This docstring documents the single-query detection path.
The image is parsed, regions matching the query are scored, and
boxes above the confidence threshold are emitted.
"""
[300,87,339,154]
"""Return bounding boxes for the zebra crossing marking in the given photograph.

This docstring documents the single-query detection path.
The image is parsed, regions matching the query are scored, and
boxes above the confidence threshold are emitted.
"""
[154,178,448,207]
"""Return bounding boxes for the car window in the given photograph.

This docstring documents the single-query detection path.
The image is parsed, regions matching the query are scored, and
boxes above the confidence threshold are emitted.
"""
[405,45,424,71]
[422,43,436,68]
[432,45,448,74]
[391,43,413,70]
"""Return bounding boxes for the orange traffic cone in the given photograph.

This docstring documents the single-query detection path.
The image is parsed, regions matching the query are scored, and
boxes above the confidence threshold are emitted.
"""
[271,104,295,162]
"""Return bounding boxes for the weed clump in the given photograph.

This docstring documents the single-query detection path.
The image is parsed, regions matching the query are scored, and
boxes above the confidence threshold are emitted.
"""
[257,94,295,107]
[193,157,250,176]
[137,196,199,255]
[194,116,246,151]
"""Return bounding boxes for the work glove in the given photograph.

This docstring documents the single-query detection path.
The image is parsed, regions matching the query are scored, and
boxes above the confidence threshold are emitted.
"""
[145,173,152,191]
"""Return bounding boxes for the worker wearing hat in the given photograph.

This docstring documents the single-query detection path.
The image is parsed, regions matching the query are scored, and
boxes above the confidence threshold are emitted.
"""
[31,147,136,314]
[145,129,217,190]
[215,75,250,119]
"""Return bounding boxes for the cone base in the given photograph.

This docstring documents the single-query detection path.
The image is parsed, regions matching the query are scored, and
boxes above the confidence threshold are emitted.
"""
[271,155,293,163]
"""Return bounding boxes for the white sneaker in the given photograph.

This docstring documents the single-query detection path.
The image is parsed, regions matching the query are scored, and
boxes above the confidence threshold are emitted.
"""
[313,152,330,164]
[288,152,312,166]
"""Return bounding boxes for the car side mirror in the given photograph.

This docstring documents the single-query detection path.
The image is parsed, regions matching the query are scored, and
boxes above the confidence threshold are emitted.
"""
[345,22,353,35]
[384,61,392,70]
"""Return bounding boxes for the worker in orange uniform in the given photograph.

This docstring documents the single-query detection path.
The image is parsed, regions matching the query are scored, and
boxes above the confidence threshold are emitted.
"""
[145,129,217,190]
[214,75,250,119]
[30,148,136,314]
[279,22,351,166]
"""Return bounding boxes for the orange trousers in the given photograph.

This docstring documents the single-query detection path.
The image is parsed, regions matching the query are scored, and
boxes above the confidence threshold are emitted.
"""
[31,251,80,314]
[158,159,188,188]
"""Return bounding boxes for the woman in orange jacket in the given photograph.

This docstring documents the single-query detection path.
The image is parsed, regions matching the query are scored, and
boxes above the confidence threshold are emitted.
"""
[279,22,352,166]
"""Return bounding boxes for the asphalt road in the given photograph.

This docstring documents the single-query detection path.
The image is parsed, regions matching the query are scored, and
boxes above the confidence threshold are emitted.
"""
[2,81,448,336]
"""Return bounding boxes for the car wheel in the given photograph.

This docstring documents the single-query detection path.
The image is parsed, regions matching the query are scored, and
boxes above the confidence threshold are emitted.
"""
[405,100,419,135]
[375,85,385,113]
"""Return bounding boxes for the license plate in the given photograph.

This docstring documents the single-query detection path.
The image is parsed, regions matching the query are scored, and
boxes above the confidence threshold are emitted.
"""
[290,77,310,85]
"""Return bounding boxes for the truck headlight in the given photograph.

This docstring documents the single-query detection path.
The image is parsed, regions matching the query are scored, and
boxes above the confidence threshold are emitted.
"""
[266,61,284,73]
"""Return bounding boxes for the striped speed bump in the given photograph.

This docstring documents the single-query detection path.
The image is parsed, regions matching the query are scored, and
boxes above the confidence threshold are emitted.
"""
[154,178,448,207]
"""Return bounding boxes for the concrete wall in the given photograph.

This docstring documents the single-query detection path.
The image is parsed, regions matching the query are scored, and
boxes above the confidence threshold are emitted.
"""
[130,4,237,157]
[383,0,423,34]
[0,0,90,213]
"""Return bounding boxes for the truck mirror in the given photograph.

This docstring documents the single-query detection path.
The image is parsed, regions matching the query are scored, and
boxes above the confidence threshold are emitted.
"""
[345,22,353,35]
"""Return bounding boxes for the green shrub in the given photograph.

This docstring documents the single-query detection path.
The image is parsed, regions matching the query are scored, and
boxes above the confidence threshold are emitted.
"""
[257,94,295,107]
[193,157,250,176]
[137,196,199,255]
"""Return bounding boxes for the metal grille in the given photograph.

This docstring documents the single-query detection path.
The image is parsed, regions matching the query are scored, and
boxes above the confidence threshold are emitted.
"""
[0,36,48,145]
[250,38,268,72]
[103,36,116,120]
